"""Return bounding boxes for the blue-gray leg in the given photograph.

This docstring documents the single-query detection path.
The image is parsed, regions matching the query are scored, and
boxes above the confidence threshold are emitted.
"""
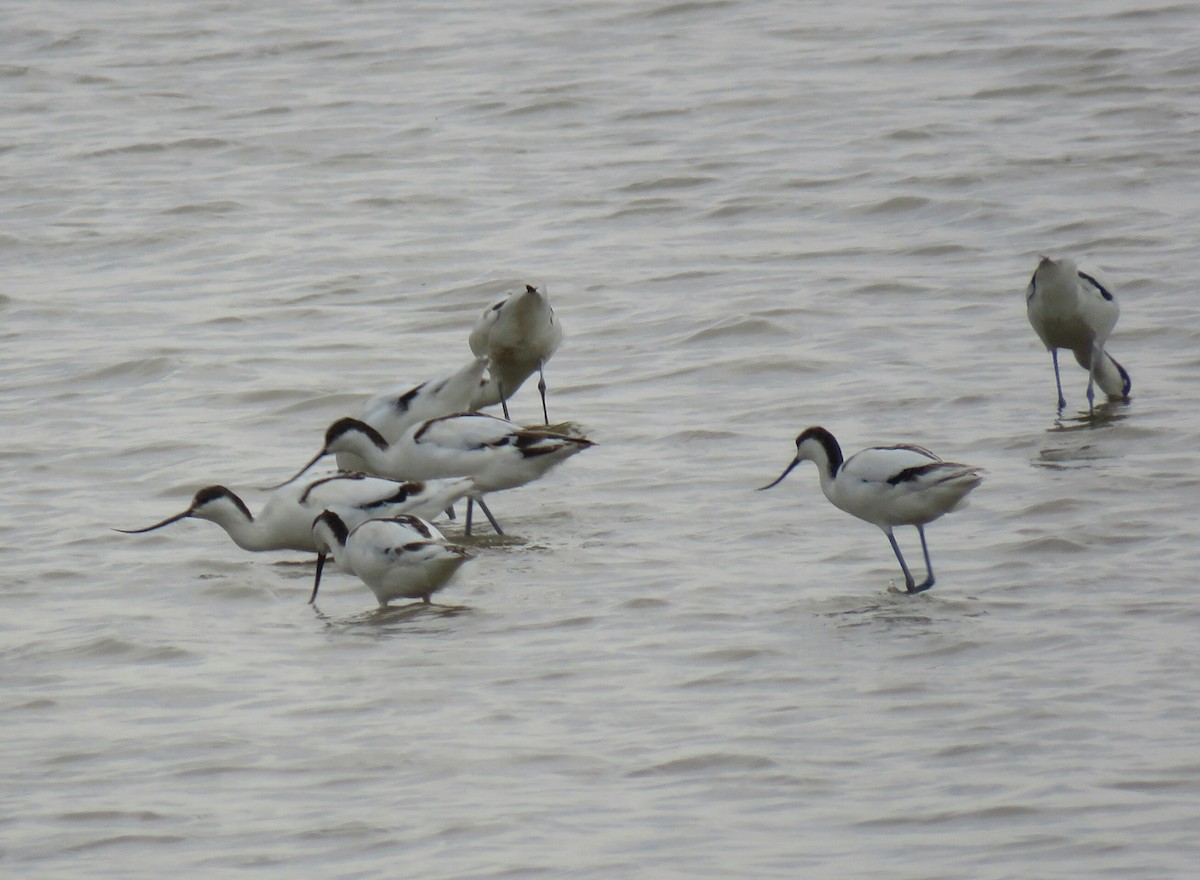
[1086,347,1099,413]
[1051,350,1066,411]
[497,378,510,421]
[886,530,918,592]
[468,496,504,535]
[910,525,936,593]
[537,360,550,425]
[1086,343,1111,414]
[472,497,501,533]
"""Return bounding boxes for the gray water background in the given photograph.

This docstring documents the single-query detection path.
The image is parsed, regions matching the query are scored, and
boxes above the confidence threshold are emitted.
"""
[3,1,1200,877]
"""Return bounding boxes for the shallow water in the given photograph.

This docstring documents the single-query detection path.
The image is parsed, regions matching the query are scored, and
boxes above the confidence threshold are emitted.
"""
[4,1,1200,877]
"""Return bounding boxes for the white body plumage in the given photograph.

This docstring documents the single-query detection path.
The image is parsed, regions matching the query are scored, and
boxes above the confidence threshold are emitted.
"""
[1026,255,1131,410]
[116,472,476,554]
[761,426,982,593]
[468,284,563,423]
[310,511,471,606]
[336,356,489,470]
[273,412,594,535]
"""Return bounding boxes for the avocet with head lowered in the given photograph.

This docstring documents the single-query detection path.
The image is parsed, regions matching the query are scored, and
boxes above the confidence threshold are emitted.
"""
[271,412,594,536]
[1026,255,1131,412]
[336,356,489,471]
[310,511,472,606]
[468,284,562,424]
[760,426,983,594]
[116,472,477,554]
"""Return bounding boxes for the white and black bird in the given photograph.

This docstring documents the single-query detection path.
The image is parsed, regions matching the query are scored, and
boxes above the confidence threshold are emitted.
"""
[272,412,594,536]
[1026,255,1131,412]
[337,356,489,471]
[310,511,472,606]
[760,426,983,594]
[468,284,562,424]
[115,473,476,555]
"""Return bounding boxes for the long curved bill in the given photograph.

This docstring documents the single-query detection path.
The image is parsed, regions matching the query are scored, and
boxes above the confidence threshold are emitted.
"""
[261,447,328,492]
[758,458,801,491]
[309,551,328,604]
[113,509,192,534]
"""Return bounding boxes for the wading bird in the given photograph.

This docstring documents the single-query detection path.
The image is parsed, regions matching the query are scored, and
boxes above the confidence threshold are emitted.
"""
[310,511,471,606]
[468,284,562,424]
[337,356,489,471]
[1026,255,1131,412]
[760,426,982,593]
[116,473,476,554]
[271,412,593,536]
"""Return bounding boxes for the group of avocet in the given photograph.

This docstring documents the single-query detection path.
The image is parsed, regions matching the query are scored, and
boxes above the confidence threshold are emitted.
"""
[120,284,594,608]
[122,258,1131,603]
[759,255,1132,594]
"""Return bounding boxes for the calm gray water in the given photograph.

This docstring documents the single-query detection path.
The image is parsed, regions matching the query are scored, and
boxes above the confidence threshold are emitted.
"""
[4,1,1200,877]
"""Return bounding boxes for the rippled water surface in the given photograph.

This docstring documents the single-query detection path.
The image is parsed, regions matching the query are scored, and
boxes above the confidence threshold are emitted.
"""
[4,1,1200,877]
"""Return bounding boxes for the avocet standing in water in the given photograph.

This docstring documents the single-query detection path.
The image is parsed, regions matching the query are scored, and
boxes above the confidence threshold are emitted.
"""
[1026,255,1131,412]
[336,356,489,471]
[310,511,472,606]
[760,426,983,594]
[271,412,594,536]
[116,473,476,554]
[469,284,562,424]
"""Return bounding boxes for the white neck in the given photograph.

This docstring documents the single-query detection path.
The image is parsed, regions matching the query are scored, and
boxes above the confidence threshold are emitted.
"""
[200,504,276,552]
[340,430,395,472]
[811,452,840,508]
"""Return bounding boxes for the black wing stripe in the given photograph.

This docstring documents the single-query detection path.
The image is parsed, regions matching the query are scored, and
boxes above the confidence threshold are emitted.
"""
[1077,270,1113,301]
